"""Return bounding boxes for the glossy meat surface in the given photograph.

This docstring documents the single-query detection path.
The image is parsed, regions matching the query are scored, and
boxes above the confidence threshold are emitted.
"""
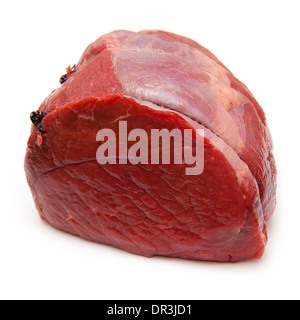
[25,30,276,262]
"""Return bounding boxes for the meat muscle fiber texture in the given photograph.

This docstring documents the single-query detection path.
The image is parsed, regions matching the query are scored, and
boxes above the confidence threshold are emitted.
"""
[25,30,277,262]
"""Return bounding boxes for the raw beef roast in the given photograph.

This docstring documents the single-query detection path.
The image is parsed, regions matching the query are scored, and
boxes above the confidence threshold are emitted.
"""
[25,30,277,262]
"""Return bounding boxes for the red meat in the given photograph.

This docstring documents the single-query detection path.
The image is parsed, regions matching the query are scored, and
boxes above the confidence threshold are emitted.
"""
[25,30,276,262]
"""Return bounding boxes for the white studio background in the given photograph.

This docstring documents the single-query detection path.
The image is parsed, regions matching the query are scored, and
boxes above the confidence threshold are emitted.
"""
[0,0,299,300]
